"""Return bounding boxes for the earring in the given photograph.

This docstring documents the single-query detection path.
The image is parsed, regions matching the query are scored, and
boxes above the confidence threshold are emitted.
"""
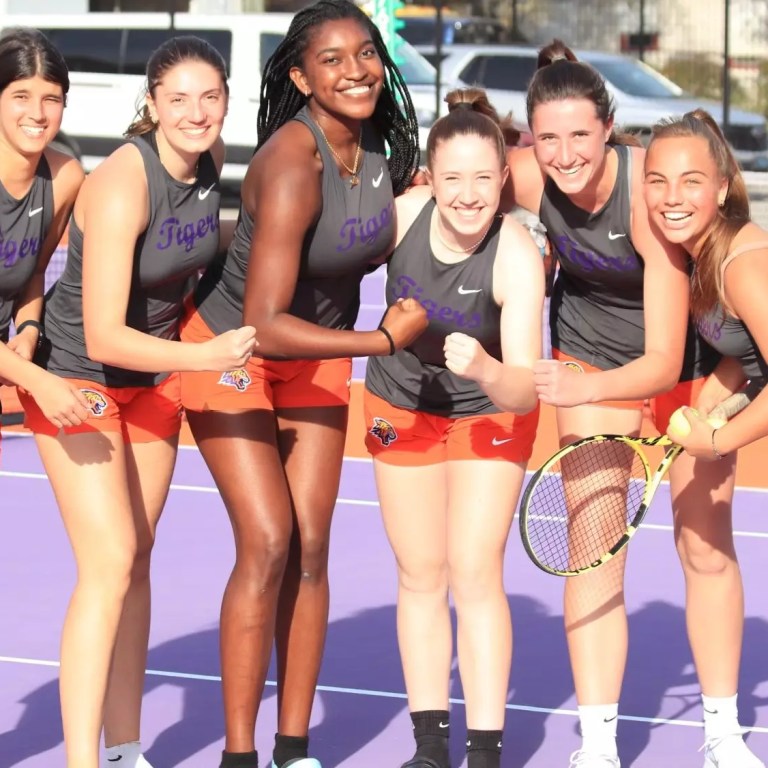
[718,198,725,208]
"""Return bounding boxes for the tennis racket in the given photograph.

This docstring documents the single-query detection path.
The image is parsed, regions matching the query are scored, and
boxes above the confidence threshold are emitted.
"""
[519,385,758,577]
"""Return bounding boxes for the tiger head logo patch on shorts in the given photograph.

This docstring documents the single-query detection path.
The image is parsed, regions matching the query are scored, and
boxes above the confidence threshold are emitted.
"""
[562,361,584,374]
[369,416,397,447]
[218,368,252,392]
[80,389,108,417]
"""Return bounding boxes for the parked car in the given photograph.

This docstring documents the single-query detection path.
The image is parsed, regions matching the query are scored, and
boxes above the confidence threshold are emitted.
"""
[398,14,508,46]
[415,44,768,171]
[392,39,531,149]
[0,13,446,189]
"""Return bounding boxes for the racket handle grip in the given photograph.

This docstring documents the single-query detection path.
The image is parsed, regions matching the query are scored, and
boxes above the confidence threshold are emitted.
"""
[709,380,762,421]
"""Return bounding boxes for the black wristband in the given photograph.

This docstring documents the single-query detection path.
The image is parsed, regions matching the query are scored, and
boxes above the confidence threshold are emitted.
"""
[15,320,44,339]
[378,326,396,356]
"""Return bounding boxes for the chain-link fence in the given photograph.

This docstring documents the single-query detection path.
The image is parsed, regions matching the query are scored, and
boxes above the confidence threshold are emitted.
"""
[405,0,768,119]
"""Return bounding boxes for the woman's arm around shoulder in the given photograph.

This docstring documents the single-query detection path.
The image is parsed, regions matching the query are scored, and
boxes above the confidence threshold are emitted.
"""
[210,135,226,175]
[242,121,426,360]
[80,143,155,367]
[628,150,689,391]
[82,144,254,373]
[394,184,432,249]
[532,151,691,407]
[500,146,545,215]
[208,137,236,253]
[9,149,85,358]
[46,148,86,247]
[444,215,544,414]
[711,233,768,454]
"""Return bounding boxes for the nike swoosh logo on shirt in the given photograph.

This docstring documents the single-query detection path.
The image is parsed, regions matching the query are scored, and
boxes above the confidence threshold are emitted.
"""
[608,231,626,240]
[372,169,384,188]
[198,184,215,200]
[28,207,43,217]
[457,285,482,295]
[492,437,514,446]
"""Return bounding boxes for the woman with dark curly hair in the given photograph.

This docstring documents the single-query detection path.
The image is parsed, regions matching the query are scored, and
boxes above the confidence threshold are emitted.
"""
[178,2,427,766]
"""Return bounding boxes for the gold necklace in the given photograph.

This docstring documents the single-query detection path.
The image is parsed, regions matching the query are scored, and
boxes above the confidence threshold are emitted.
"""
[314,119,363,187]
[433,213,497,254]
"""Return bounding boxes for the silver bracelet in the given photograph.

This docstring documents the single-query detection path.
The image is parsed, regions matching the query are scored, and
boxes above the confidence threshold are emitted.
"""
[711,427,727,459]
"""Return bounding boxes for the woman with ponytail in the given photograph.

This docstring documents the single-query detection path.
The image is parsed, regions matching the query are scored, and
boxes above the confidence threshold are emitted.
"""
[177,2,426,766]
[500,41,761,768]
[645,111,768,490]
[19,36,255,768]
[364,87,543,768]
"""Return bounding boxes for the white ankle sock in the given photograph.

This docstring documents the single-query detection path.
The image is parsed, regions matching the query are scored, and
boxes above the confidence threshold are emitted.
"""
[105,741,154,768]
[702,693,741,740]
[578,703,619,756]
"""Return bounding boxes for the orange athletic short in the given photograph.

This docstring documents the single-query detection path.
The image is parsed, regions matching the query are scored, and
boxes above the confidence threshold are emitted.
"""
[551,349,705,434]
[19,373,182,443]
[179,305,352,412]
[364,388,539,466]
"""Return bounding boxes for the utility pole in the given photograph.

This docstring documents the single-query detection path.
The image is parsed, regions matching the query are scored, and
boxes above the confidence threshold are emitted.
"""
[511,0,518,40]
[723,0,731,133]
[435,1,443,120]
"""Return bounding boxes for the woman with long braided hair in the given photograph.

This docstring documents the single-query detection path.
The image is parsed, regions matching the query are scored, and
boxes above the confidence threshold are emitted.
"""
[178,2,426,767]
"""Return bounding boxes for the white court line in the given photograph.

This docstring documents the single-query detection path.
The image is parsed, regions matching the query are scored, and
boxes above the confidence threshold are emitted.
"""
[2,468,768,536]
[0,469,380,507]
[1,654,765,733]
[4,439,768,499]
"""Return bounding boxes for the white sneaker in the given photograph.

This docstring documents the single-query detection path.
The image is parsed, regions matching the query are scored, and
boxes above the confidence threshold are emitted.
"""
[271,760,322,768]
[569,750,621,768]
[702,733,765,767]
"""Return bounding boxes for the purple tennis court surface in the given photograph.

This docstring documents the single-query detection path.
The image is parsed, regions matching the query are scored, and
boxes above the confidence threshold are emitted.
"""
[1,271,766,766]
[1,432,767,767]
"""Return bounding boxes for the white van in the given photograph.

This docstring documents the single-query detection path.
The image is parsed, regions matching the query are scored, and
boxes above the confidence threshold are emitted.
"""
[2,12,438,191]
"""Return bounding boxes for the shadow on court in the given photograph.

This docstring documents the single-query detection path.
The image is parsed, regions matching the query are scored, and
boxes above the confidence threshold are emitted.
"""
[1,600,767,767]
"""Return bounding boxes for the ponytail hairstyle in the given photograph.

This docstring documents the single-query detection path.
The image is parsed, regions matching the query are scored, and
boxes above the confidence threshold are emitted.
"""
[125,35,229,138]
[256,0,419,195]
[0,27,69,102]
[648,109,750,318]
[426,87,515,170]
[527,39,641,148]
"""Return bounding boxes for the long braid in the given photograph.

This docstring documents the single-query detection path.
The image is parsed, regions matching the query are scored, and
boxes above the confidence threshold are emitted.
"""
[256,0,419,194]
[366,19,420,195]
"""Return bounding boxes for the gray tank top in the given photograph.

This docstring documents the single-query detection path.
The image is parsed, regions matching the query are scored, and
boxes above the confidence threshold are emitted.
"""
[541,144,716,380]
[40,133,221,387]
[195,105,395,342]
[0,156,54,341]
[696,241,768,387]
[366,198,503,417]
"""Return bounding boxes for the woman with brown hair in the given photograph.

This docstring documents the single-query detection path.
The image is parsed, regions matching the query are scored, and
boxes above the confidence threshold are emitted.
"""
[19,35,255,768]
[365,87,543,768]
[0,28,87,436]
[644,111,767,765]
[501,40,758,768]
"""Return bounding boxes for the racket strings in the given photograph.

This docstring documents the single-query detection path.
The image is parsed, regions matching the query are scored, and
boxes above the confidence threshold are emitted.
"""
[525,440,648,573]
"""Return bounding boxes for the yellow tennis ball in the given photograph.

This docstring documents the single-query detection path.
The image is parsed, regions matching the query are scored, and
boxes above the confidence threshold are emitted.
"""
[668,406,699,439]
